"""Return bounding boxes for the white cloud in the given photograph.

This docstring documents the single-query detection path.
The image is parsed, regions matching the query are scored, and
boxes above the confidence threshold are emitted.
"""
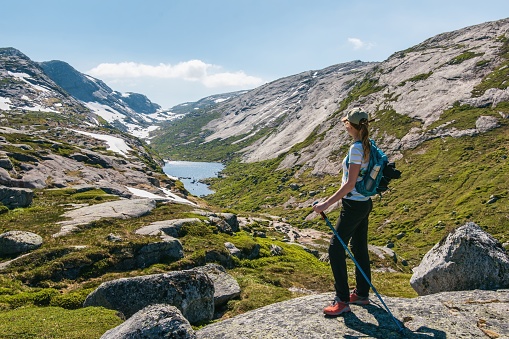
[347,38,375,50]
[88,60,263,88]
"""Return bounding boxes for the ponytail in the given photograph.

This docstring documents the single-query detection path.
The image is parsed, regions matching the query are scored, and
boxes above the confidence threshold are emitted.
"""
[350,119,370,161]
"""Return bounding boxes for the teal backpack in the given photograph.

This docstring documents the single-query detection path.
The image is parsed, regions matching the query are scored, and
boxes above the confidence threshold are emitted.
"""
[346,139,401,197]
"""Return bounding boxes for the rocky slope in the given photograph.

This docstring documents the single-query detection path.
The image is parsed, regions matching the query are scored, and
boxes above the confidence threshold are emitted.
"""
[152,18,509,175]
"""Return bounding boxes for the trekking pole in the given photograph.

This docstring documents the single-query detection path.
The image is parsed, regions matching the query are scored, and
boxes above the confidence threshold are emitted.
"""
[315,206,405,332]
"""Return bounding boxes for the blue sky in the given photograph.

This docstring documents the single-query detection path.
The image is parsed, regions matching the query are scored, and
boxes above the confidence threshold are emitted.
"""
[2,1,509,109]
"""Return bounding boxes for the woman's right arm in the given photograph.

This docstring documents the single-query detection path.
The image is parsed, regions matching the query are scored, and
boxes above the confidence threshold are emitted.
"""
[312,163,361,213]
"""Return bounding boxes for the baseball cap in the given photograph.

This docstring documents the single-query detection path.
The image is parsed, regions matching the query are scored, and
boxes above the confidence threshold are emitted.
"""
[342,108,369,125]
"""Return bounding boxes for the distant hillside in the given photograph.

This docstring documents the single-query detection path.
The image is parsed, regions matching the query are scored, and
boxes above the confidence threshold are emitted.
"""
[151,18,509,172]
[38,60,182,138]
[169,90,248,115]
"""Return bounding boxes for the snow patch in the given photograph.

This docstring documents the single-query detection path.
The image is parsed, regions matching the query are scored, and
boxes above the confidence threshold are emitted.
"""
[126,186,196,205]
[71,129,132,156]
[8,71,50,92]
[85,102,125,123]
[0,97,12,110]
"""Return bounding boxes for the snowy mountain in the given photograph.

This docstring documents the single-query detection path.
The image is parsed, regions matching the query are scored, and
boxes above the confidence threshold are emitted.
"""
[0,47,188,201]
[38,60,183,139]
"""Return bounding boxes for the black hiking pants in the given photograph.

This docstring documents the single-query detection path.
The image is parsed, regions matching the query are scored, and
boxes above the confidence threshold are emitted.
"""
[329,198,373,302]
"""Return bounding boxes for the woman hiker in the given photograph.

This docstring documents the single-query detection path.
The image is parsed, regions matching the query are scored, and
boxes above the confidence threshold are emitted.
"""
[312,107,373,316]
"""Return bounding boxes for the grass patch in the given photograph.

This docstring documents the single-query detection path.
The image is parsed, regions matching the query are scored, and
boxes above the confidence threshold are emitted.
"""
[427,102,508,130]
[398,72,433,86]
[333,77,386,116]
[446,51,483,65]
[0,306,122,339]
[371,108,423,139]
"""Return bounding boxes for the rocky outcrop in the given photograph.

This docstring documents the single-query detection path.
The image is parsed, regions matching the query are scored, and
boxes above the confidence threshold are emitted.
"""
[83,270,214,324]
[135,218,202,238]
[190,263,241,308]
[0,230,42,256]
[218,213,240,232]
[100,304,196,339]
[115,239,184,270]
[0,186,33,208]
[195,289,509,338]
[53,198,157,237]
[410,222,509,295]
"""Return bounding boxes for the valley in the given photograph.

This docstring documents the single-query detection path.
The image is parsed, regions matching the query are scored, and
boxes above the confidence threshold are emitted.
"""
[1,17,509,338]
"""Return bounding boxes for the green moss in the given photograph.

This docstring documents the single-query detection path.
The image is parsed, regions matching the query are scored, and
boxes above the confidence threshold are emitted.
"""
[72,189,115,201]
[371,108,422,139]
[398,72,433,86]
[49,288,95,309]
[446,51,483,65]
[0,289,59,309]
[0,306,122,339]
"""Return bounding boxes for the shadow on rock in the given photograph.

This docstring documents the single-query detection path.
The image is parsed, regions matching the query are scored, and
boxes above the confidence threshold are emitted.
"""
[333,303,446,339]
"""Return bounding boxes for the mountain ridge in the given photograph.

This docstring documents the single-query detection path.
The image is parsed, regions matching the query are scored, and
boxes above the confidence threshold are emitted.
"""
[150,17,509,173]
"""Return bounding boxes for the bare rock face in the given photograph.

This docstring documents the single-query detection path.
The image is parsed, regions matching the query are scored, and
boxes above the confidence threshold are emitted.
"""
[0,186,33,209]
[195,290,509,338]
[83,270,214,324]
[410,222,509,295]
[178,18,509,177]
[100,304,196,339]
[190,263,241,308]
[53,198,157,237]
[0,230,42,256]
[135,218,202,238]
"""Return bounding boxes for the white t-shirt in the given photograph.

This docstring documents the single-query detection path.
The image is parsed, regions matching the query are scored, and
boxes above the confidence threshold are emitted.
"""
[342,142,370,201]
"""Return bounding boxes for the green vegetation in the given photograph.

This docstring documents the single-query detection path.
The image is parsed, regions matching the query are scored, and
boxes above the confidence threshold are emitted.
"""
[398,72,433,86]
[0,306,122,339]
[333,76,385,116]
[206,125,509,263]
[371,108,423,139]
[427,101,509,130]
[150,109,273,162]
[446,51,483,65]
[3,186,413,337]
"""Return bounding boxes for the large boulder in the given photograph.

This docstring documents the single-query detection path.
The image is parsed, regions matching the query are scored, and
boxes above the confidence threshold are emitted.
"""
[0,231,42,256]
[135,218,201,238]
[0,186,33,209]
[100,304,196,339]
[410,222,509,295]
[195,290,509,338]
[115,238,184,270]
[191,264,241,308]
[218,213,240,233]
[83,270,214,324]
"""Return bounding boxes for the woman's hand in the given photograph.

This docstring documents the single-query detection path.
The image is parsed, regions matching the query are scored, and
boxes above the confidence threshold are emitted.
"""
[313,201,328,214]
